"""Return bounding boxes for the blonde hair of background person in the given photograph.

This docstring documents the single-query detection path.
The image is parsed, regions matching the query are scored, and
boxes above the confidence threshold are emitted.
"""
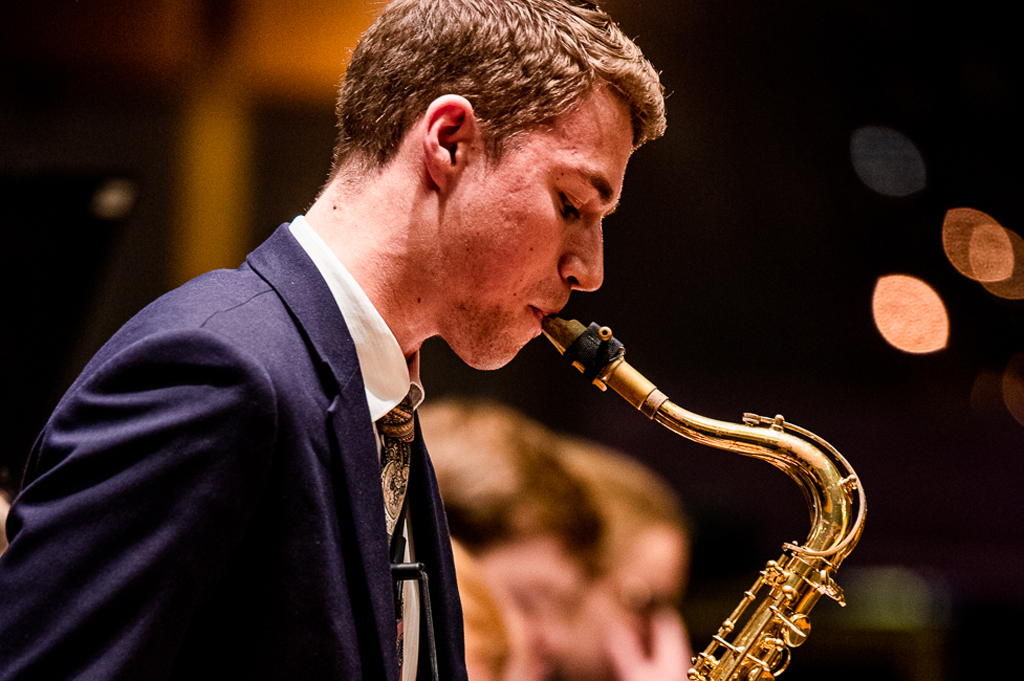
[0,490,10,556]
[451,539,509,681]
[421,399,603,570]
[558,436,691,607]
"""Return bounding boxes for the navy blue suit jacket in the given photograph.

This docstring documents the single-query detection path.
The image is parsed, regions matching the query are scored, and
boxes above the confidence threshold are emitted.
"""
[0,225,467,681]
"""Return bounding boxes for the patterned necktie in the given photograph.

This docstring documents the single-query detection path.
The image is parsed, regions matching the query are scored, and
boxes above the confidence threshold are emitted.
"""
[376,387,419,675]
[377,389,417,548]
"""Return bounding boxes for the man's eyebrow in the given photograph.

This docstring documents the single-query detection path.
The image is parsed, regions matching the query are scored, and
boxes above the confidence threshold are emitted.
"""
[585,171,620,216]
[586,171,615,204]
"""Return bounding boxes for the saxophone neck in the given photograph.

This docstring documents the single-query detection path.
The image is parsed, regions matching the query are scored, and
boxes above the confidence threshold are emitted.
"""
[542,315,865,561]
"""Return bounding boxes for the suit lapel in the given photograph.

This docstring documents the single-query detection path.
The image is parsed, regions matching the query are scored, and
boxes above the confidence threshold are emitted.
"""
[248,224,398,677]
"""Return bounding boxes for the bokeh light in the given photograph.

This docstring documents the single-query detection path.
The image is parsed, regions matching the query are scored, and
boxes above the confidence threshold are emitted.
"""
[1002,354,1024,429]
[970,369,1005,417]
[850,126,927,197]
[942,208,1024,299]
[942,205,1015,278]
[90,178,138,222]
[968,222,1014,282]
[981,230,1024,300]
[872,275,949,354]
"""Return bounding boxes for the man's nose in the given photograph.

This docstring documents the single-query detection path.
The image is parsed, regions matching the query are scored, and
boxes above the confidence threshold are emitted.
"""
[560,221,604,292]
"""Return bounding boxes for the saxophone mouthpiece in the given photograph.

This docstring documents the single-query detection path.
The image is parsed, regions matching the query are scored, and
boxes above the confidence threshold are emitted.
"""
[541,315,588,354]
[542,316,626,383]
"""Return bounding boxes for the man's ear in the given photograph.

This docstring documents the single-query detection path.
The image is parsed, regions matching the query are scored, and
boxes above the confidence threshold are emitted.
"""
[423,95,479,192]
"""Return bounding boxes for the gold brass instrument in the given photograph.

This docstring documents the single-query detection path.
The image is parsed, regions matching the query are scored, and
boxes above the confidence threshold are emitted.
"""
[541,316,866,681]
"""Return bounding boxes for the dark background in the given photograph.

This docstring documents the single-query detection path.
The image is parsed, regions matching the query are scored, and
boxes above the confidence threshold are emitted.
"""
[2,2,1021,679]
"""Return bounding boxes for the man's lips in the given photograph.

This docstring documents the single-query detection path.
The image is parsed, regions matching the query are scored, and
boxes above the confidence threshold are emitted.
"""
[531,305,561,324]
[531,305,569,342]
[530,306,545,326]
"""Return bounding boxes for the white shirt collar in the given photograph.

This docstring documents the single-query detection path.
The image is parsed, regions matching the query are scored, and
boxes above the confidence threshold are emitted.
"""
[289,215,422,421]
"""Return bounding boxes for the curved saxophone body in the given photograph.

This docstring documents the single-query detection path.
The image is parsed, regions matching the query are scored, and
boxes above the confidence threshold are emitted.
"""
[541,317,866,681]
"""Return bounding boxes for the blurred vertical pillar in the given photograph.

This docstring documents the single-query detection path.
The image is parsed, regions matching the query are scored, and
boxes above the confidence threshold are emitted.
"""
[172,0,251,287]
[168,0,378,287]
[174,69,253,285]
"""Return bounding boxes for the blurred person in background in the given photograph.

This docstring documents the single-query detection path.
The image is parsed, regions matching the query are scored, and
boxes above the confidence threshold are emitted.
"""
[421,399,692,681]
[556,436,693,681]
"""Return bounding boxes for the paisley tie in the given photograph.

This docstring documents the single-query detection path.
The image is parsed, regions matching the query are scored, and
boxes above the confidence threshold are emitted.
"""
[376,387,419,674]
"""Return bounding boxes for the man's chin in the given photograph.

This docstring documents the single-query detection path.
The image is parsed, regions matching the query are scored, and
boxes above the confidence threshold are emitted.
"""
[449,328,539,371]
[456,346,524,371]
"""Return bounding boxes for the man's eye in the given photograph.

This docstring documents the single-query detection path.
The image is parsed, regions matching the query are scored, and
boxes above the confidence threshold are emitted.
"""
[560,194,580,220]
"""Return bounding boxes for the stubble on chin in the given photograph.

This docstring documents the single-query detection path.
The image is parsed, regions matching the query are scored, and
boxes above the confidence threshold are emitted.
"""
[444,309,538,371]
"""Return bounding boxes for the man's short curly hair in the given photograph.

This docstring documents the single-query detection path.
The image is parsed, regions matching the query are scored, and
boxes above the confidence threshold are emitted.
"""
[330,0,666,178]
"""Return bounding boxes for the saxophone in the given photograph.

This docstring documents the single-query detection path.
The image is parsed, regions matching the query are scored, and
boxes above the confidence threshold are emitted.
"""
[541,316,866,681]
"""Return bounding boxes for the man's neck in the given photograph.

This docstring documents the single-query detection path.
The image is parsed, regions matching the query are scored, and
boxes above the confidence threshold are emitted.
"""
[304,171,440,361]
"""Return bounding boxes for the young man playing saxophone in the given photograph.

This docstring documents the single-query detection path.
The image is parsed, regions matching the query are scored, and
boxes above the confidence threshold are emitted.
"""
[0,1,665,679]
